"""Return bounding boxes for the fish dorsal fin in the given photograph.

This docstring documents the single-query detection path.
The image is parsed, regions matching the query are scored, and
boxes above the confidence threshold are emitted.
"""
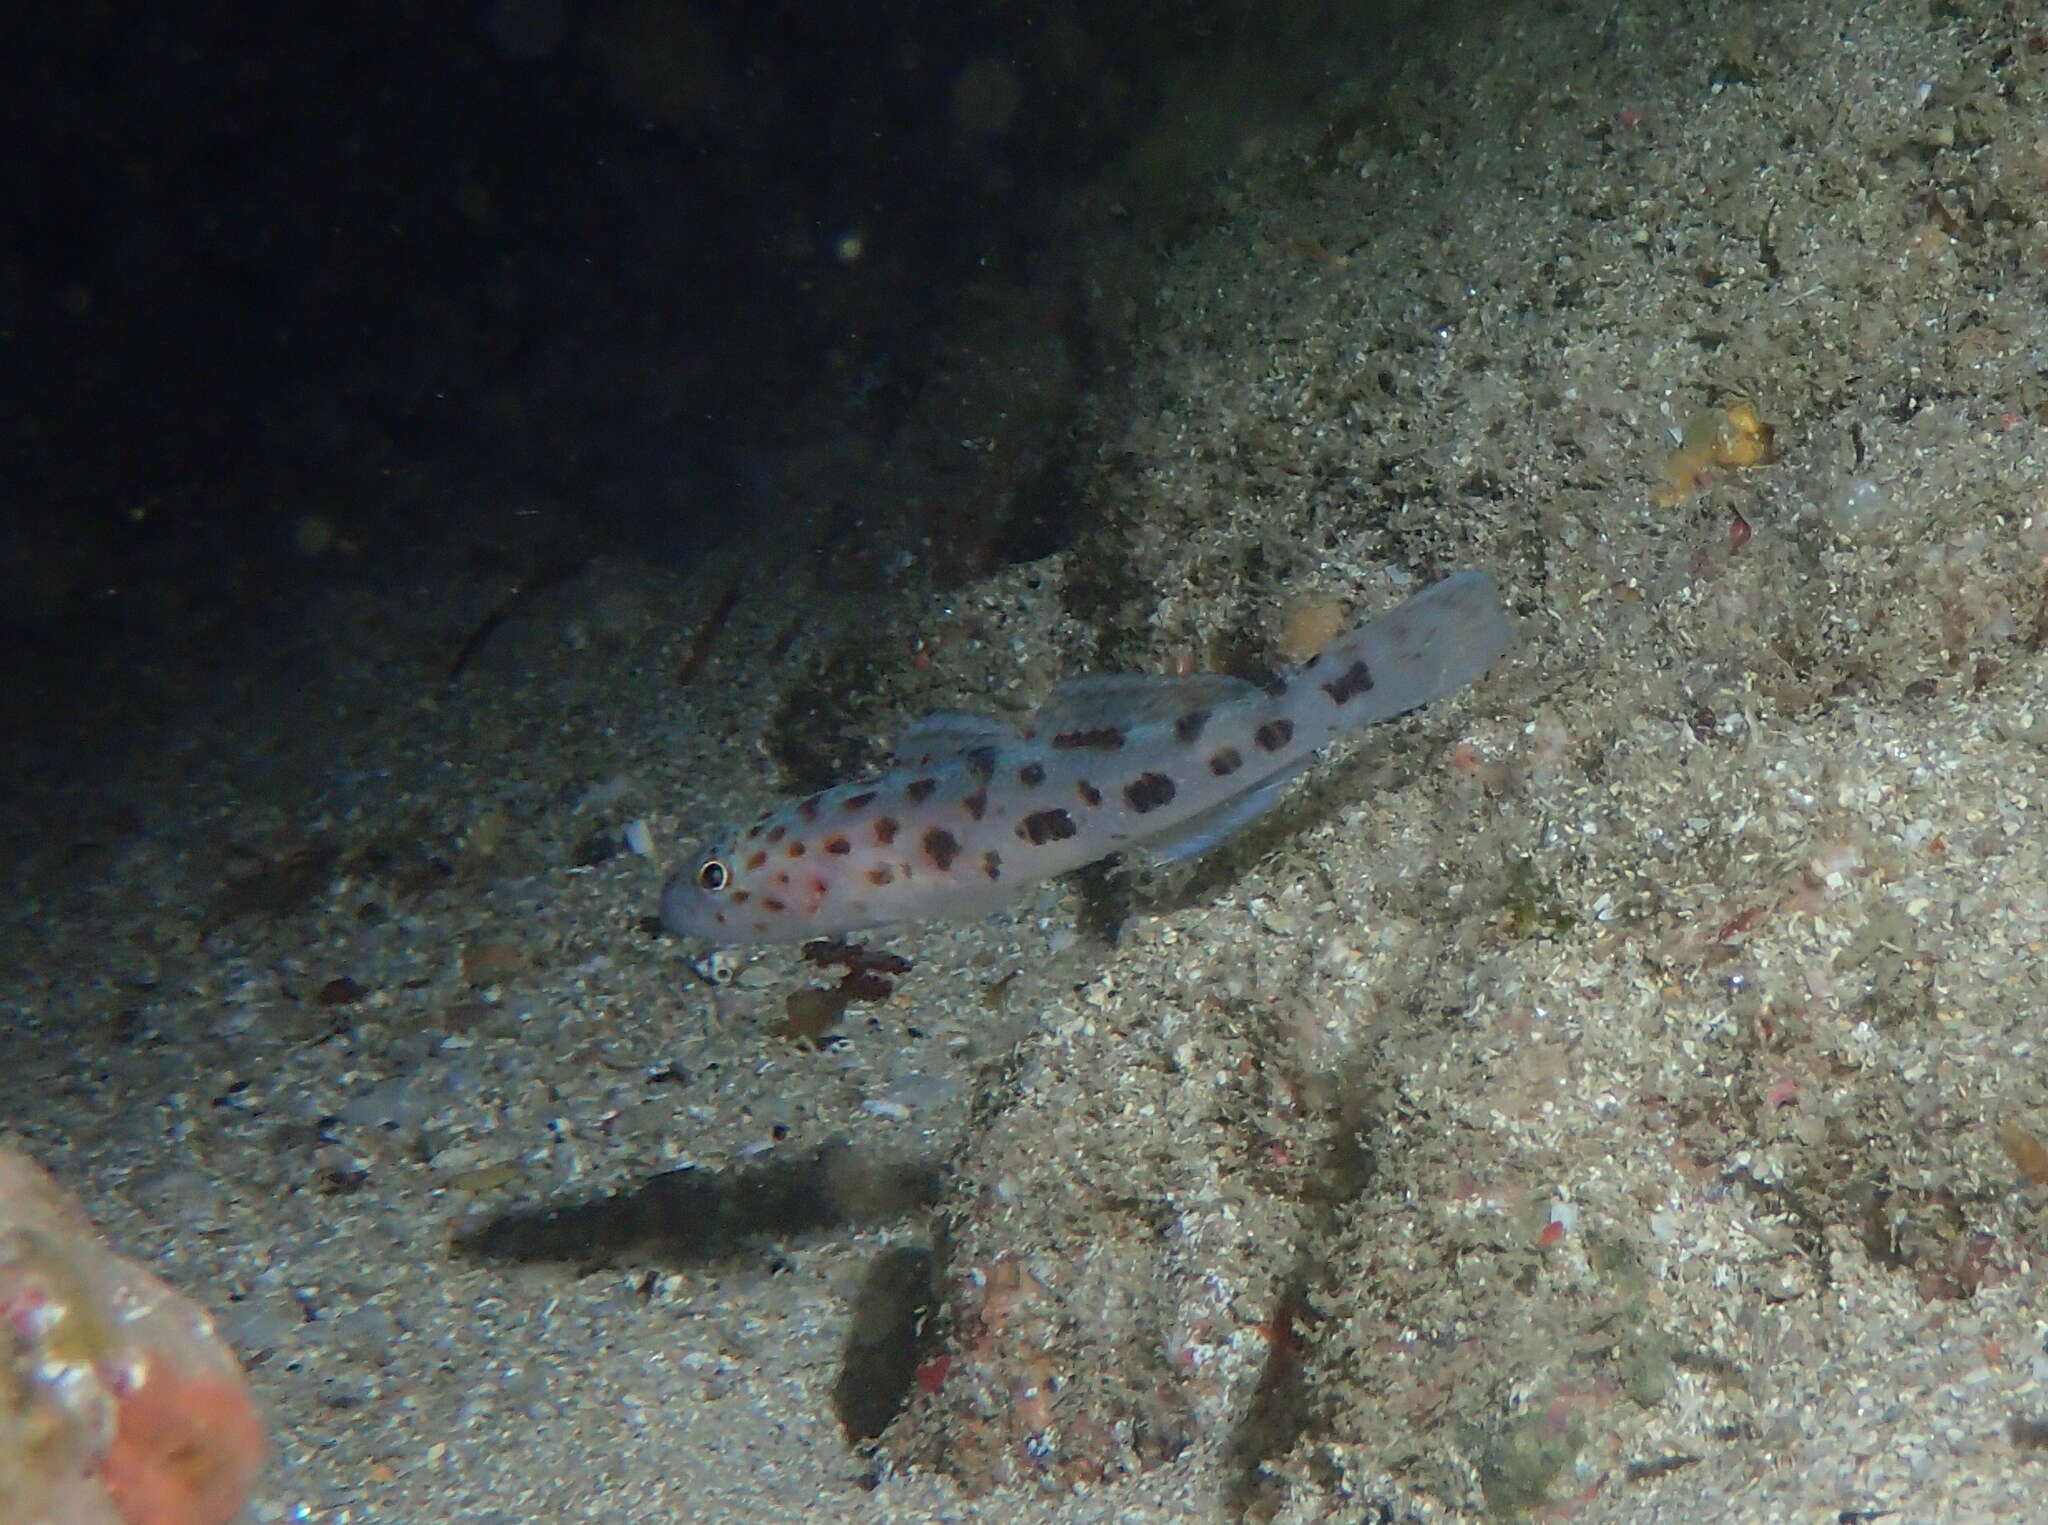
[889,710,1018,765]
[1033,672,1264,734]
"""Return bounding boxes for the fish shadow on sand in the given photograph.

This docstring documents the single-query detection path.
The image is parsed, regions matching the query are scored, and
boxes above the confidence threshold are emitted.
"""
[452,1142,942,1270]
[454,1144,946,1451]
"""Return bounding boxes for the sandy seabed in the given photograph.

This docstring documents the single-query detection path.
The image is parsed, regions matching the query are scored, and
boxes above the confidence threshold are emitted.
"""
[7,2,2048,1520]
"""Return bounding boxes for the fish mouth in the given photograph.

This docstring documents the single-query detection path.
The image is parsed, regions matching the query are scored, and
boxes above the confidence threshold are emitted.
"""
[659,867,708,940]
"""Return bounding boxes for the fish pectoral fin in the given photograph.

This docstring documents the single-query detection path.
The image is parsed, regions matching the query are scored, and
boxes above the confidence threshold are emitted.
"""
[1138,754,1316,865]
[888,710,1019,764]
[1034,672,1265,733]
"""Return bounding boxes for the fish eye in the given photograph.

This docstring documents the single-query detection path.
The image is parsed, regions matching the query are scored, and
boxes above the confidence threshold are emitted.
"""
[696,859,729,892]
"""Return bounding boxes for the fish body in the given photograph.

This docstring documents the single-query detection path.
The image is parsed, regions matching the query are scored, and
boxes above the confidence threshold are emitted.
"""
[662,569,1512,946]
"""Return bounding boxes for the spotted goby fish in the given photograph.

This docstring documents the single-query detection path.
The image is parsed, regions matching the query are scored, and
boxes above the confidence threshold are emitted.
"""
[661,568,1512,946]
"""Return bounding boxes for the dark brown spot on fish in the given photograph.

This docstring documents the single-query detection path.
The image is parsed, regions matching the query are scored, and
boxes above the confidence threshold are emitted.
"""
[766,825,787,844]
[924,827,961,871]
[1018,762,1046,787]
[1052,726,1127,750]
[843,791,878,811]
[763,897,787,912]
[1321,659,1375,705]
[966,746,998,782]
[774,871,791,886]
[745,849,769,871]
[745,821,765,841]
[1018,808,1078,845]
[867,865,896,887]
[874,816,900,845]
[1124,771,1176,813]
[1174,709,1211,743]
[809,877,829,897]
[1076,779,1102,807]
[786,840,806,858]
[906,777,938,804]
[731,889,751,904]
[963,787,989,821]
[798,794,823,822]
[824,835,851,855]
[982,849,1002,880]
[1210,747,1242,776]
[1255,718,1295,752]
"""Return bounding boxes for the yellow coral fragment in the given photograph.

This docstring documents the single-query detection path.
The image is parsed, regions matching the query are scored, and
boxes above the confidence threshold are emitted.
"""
[1713,400,1776,468]
[1652,398,1778,507]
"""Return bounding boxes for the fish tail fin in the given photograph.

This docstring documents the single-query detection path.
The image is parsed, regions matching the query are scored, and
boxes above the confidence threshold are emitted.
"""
[1316,569,1513,729]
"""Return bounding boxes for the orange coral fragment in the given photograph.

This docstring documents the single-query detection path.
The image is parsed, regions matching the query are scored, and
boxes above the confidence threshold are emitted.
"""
[0,1149,263,1525]
[1996,1119,2048,1187]
[100,1372,265,1525]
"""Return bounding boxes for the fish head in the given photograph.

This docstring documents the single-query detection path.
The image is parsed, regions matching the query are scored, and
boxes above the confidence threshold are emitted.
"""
[660,849,740,944]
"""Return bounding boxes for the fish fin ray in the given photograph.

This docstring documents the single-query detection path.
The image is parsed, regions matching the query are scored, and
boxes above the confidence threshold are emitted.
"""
[1140,754,1316,864]
[888,711,1019,764]
[1034,673,1264,733]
